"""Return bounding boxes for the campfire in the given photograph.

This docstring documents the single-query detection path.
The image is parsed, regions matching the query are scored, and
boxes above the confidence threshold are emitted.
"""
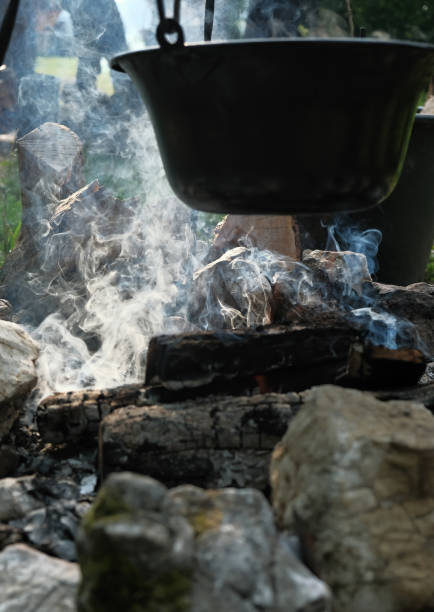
[0,118,433,611]
[1,1,434,611]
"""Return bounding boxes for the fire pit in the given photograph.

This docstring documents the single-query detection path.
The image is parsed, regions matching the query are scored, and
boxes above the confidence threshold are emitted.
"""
[111,0,434,215]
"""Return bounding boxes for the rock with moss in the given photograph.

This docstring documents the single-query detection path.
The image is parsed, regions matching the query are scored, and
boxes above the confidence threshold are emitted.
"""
[77,472,193,612]
[77,472,331,612]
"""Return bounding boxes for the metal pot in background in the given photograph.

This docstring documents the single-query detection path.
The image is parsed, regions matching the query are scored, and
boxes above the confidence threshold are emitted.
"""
[298,114,434,285]
[351,114,434,285]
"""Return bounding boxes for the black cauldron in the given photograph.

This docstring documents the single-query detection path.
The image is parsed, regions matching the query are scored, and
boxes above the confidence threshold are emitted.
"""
[112,34,434,215]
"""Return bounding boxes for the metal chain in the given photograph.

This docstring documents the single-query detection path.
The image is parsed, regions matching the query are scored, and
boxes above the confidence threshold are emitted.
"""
[156,0,181,23]
[156,0,184,48]
[204,0,215,41]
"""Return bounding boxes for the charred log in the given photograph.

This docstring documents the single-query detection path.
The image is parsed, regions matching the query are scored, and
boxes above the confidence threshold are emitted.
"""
[146,318,428,398]
[146,321,358,396]
[37,383,148,446]
[99,392,300,490]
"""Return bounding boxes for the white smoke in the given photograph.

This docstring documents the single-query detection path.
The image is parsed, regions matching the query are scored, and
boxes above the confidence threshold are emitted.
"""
[6,1,420,404]
[32,114,211,398]
[6,2,213,399]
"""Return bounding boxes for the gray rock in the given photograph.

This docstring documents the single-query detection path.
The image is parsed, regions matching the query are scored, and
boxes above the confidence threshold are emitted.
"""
[76,472,194,612]
[0,299,12,321]
[0,476,44,522]
[271,384,434,612]
[77,472,331,612]
[8,474,89,562]
[0,320,39,439]
[0,543,79,611]
[0,524,23,550]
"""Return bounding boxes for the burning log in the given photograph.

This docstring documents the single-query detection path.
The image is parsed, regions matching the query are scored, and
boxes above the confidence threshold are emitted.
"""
[146,319,360,398]
[146,319,428,399]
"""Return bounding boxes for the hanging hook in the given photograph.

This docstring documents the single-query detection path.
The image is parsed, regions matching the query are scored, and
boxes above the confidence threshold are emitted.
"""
[156,0,184,48]
[204,0,215,41]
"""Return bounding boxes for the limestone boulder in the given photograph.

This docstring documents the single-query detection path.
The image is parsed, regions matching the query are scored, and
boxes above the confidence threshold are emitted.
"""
[77,471,331,612]
[271,385,434,612]
[0,543,79,611]
[0,321,39,439]
[0,476,44,522]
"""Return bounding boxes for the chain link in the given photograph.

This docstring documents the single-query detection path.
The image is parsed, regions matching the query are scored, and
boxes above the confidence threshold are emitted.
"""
[156,0,184,47]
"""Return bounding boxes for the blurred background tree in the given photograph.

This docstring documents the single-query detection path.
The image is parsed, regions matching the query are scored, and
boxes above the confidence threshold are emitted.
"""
[323,0,434,42]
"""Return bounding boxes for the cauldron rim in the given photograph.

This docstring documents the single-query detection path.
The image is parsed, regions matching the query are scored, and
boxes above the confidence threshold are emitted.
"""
[109,36,434,215]
[111,37,434,72]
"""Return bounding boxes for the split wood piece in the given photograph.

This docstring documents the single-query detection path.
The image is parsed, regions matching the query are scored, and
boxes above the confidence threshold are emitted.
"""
[341,343,427,389]
[17,122,84,232]
[99,392,300,490]
[37,383,148,446]
[0,123,85,326]
[211,215,301,260]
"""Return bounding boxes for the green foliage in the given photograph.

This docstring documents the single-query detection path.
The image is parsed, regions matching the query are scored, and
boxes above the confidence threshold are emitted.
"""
[425,250,434,284]
[0,154,21,267]
[83,151,145,200]
[324,0,434,42]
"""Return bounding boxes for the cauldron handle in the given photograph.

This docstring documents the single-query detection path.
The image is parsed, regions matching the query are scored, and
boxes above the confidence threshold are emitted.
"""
[204,0,215,41]
[0,0,20,66]
[155,0,215,47]
[155,0,185,48]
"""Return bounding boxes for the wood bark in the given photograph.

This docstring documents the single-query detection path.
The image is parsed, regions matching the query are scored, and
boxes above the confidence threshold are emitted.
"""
[146,318,428,397]
[37,383,147,446]
[17,122,84,224]
[99,392,300,490]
